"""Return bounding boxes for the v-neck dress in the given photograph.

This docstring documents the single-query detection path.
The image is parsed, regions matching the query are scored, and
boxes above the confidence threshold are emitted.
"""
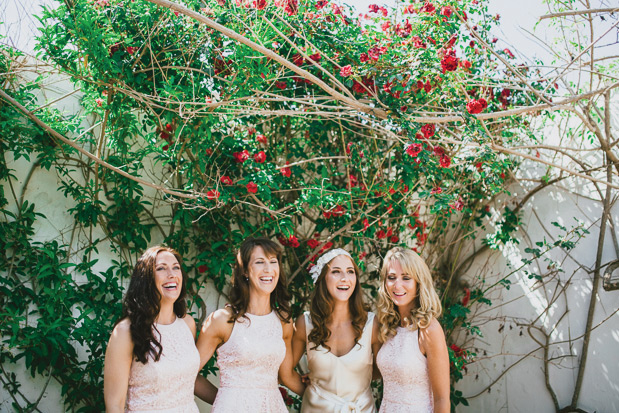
[301,311,376,413]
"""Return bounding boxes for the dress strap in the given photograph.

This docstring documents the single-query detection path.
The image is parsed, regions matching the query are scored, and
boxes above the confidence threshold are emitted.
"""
[303,311,312,344]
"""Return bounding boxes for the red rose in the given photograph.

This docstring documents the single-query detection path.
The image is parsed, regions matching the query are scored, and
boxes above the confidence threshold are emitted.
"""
[420,2,435,14]
[233,150,250,163]
[198,265,207,273]
[390,235,399,243]
[256,134,267,144]
[440,6,452,17]
[309,53,321,62]
[340,65,352,77]
[126,46,138,55]
[363,218,370,231]
[433,146,445,156]
[220,176,233,185]
[246,181,258,193]
[439,155,451,168]
[466,99,484,114]
[406,143,422,158]
[254,151,266,163]
[440,49,459,73]
[431,187,442,194]
[376,229,387,239]
[274,81,287,90]
[450,344,464,357]
[307,239,320,249]
[421,124,435,138]
[206,189,220,200]
[359,53,369,62]
[281,164,291,177]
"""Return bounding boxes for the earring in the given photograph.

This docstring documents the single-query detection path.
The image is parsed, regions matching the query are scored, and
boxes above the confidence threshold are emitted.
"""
[245,276,249,281]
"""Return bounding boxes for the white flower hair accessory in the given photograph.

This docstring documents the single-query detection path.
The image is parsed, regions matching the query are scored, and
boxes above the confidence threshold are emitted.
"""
[309,248,352,284]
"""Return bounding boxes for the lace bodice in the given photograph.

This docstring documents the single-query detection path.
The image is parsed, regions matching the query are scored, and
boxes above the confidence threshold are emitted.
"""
[211,311,288,412]
[376,327,433,412]
[301,311,376,413]
[126,317,200,412]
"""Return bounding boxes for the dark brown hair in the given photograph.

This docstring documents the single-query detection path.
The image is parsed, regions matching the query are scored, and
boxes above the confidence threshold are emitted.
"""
[228,237,291,323]
[120,246,188,363]
[308,253,368,350]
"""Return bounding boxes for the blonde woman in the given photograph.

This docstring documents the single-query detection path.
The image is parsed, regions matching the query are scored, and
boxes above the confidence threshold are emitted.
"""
[376,247,450,413]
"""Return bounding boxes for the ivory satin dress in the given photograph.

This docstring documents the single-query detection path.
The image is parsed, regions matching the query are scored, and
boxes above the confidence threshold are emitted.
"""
[301,311,377,413]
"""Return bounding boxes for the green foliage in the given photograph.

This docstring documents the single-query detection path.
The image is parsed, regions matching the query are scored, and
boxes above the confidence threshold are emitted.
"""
[0,0,569,410]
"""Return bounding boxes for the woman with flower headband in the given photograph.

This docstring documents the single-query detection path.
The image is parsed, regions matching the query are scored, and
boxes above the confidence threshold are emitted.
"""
[195,237,304,412]
[376,247,450,413]
[290,248,381,412]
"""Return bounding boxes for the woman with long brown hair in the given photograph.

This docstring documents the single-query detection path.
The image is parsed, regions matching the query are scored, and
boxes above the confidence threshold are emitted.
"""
[195,237,304,411]
[290,248,381,412]
[375,247,449,413]
[104,246,201,412]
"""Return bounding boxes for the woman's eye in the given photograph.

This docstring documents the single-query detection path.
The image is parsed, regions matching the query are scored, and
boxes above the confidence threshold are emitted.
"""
[387,276,396,280]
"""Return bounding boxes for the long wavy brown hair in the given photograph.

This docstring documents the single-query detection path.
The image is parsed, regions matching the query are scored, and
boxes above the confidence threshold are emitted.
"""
[377,247,442,342]
[120,246,188,363]
[228,237,291,323]
[308,252,368,351]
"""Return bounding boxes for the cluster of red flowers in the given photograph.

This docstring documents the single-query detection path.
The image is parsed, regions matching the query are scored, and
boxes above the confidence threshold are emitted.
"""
[440,48,459,73]
[466,98,488,114]
[278,234,300,248]
[273,0,298,16]
[368,4,388,16]
[323,205,345,219]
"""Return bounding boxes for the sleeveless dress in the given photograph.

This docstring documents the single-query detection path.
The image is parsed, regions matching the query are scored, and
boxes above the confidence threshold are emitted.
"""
[125,317,200,412]
[301,311,377,413]
[376,327,433,412]
[211,311,288,412]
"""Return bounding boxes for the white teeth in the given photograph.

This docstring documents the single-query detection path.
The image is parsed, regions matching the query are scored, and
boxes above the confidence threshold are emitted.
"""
[259,277,273,282]
[163,282,177,288]
[337,286,350,290]
[393,292,406,296]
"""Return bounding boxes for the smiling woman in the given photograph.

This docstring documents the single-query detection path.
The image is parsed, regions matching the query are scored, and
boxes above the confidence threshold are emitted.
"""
[194,237,305,412]
[103,246,201,413]
[289,248,381,412]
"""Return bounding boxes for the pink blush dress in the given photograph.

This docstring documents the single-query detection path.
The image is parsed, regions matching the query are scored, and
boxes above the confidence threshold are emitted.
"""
[125,317,200,412]
[211,311,288,413]
[376,327,433,412]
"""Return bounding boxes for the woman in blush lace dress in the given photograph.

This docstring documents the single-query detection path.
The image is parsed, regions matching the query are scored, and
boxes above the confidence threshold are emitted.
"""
[290,249,381,413]
[195,237,304,412]
[104,246,210,412]
[376,247,450,413]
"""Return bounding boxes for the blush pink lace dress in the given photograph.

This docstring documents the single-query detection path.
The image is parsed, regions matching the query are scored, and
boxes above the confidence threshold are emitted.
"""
[211,311,288,413]
[376,327,433,412]
[125,317,200,412]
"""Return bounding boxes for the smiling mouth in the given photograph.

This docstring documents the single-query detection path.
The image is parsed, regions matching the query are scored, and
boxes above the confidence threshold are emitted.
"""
[336,286,350,291]
[163,282,177,290]
[393,292,406,296]
[259,276,274,283]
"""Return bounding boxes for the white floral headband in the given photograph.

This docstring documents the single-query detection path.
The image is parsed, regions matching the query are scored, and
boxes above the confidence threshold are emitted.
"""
[309,248,352,284]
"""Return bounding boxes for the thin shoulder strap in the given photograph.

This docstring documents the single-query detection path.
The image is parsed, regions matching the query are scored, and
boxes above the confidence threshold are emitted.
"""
[303,311,312,344]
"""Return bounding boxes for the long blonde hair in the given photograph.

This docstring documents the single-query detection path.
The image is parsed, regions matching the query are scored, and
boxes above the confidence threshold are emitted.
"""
[376,247,442,342]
